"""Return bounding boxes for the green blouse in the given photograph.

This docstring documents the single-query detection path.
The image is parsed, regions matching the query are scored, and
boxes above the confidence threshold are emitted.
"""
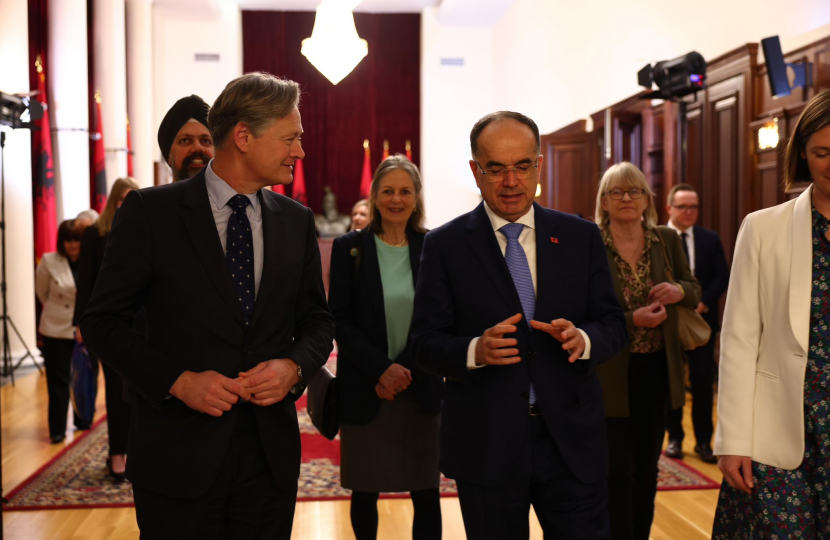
[374,235,414,360]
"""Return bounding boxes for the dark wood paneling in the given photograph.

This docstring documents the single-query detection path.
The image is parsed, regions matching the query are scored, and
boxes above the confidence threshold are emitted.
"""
[539,125,593,217]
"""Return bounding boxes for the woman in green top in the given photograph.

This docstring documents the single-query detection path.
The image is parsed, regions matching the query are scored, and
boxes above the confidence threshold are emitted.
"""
[328,155,443,540]
[594,162,701,540]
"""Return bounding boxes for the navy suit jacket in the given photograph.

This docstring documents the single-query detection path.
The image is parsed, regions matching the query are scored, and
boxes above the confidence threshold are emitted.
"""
[410,202,628,485]
[689,226,730,332]
[81,171,335,499]
[328,228,442,425]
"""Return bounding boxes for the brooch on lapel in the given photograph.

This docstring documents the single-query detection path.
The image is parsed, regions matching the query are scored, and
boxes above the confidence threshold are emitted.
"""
[350,248,359,257]
[550,237,559,244]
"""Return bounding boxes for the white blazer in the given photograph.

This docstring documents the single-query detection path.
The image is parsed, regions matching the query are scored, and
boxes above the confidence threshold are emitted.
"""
[35,252,77,340]
[714,185,814,469]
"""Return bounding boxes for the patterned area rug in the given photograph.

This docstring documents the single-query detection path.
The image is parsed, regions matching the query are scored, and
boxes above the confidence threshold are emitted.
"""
[4,354,719,510]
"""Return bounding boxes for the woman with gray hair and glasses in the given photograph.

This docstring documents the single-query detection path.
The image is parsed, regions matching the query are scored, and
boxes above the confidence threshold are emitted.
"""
[594,162,701,540]
[328,155,443,540]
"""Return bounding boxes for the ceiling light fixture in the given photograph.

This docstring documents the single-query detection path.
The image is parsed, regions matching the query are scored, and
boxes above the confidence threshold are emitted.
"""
[301,0,368,85]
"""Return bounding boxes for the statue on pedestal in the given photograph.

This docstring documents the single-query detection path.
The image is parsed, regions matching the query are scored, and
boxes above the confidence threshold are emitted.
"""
[315,186,352,238]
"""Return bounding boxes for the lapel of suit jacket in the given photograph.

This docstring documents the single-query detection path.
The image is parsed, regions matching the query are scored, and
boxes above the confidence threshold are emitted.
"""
[361,229,388,342]
[249,190,285,329]
[790,184,813,354]
[465,203,525,327]
[533,204,561,321]
[408,230,424,286]
[181,172,246,329]
[52,254,74,288]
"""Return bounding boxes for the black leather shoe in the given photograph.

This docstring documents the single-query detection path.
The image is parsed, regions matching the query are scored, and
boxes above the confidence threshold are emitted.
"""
[107,458,127,483]
[49,434,65,444]
[695,443,718,464]
[665,439,683,459]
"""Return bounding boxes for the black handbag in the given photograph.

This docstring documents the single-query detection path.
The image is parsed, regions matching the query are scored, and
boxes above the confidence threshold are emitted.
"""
[307,365,339,440]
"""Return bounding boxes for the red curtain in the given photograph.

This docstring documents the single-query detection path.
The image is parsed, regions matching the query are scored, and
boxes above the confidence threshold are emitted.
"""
[242,11,420,214]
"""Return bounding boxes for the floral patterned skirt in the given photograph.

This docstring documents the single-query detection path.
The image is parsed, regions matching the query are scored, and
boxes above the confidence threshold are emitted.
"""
[712,358,830,539]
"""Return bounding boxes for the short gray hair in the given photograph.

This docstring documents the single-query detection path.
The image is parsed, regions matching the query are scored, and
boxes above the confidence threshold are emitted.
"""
[209,72,300,150]
[595,162,657,229]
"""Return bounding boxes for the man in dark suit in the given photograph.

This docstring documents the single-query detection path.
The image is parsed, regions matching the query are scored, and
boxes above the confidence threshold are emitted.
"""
[81,73,335,539]
[410,111,628,539]
[157,94,214,182]
[664,184,729,464]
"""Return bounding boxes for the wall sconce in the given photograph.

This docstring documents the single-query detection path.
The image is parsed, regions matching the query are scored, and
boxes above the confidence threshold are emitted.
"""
[758,118,779,150]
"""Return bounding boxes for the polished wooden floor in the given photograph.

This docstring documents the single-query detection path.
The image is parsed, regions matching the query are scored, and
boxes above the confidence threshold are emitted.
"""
[2,369,722,539]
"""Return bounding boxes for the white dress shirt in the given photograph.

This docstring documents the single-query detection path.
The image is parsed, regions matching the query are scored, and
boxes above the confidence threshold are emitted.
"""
[204,161,264,296]
[667,220,695,274]
[466,202,592,369]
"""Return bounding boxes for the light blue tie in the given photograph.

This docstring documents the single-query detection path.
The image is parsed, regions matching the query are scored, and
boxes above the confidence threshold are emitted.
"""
[500,223,537,405]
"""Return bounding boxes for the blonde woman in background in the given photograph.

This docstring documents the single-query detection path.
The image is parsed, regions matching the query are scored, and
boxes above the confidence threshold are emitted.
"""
[594,162,701,540]
[73,177,139,481]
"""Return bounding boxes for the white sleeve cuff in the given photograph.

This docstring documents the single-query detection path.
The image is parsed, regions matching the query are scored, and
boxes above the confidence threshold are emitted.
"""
[466,337,485,370]
[578,329,591,360]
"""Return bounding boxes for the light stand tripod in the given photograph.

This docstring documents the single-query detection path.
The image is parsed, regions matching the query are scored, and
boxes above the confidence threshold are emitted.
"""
[0,131,42,385]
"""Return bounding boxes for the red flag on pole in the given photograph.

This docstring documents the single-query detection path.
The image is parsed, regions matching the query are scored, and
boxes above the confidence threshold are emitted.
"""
[382,139,389,161]
[291,158,307,206]
[271,184,285,195]
[32,55,57,265]
[359,139,372,199]
[90,92,107,212]
[126,116,134,177]
[405,140,412,162]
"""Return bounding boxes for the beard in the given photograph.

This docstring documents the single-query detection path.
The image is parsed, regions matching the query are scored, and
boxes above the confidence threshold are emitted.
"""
[172,152,211,182]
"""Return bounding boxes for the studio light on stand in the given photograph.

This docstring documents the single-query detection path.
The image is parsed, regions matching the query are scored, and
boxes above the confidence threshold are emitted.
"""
[0,91,43,383]
[637,52,708,184]
[301,0,368,85]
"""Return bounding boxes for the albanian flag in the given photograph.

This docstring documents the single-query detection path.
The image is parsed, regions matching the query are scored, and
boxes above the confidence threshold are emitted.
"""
[90,92,107,213]
[382,139,389,160]
[406,140,412,162]
[32,55,57,265]
[126,116,133,177]
[359,139,372,199]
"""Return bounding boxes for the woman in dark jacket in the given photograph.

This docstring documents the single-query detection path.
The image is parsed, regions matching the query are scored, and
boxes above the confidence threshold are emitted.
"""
[73,177,139,481]
[594,162,702,540]
[328,155,443,540]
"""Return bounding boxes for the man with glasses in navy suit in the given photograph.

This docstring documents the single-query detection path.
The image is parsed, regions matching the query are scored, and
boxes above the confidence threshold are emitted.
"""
[411,111,628,539]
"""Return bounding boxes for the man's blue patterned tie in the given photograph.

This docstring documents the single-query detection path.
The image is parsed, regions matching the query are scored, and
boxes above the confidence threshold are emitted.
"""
[500,223,537,405]
[226,194,255,326]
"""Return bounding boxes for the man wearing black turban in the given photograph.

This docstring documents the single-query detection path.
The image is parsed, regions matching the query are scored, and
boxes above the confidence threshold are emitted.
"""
[158,95,214,182]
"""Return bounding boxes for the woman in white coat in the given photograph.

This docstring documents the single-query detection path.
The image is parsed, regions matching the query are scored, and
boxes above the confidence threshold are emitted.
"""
[713,89,830,537]
[36,219,84,444]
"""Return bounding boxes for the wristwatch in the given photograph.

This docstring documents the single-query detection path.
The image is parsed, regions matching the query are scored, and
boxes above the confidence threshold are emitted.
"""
[290,364,304,395]
[296,364,304,384]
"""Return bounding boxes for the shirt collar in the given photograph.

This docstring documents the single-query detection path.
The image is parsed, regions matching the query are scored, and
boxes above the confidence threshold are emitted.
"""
[205,160,260,215]
[483,201,535,234]
[667,219,694,239]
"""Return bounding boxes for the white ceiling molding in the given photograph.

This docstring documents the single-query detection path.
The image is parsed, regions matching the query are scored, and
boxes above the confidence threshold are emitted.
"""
[233,0,439,13]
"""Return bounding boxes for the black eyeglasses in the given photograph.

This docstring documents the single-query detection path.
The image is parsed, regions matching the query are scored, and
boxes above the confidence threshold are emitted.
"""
[474,159,539,180]
[607,188,644,200]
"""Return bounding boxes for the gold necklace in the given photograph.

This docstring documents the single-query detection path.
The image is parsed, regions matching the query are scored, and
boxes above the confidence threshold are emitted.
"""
[380,235,407,247]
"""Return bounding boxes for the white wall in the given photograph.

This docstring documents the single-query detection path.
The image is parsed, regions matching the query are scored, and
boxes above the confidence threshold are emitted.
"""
[0,0,38,358]
[420,6,494,229]
[490,0,830,135]
[152,2,243,163]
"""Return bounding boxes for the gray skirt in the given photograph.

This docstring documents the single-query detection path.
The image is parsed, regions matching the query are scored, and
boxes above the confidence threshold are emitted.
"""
[340,394,440,493]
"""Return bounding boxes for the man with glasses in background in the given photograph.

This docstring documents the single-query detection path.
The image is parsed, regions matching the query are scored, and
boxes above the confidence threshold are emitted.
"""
[664,184,730,464]
[411,111,627,539]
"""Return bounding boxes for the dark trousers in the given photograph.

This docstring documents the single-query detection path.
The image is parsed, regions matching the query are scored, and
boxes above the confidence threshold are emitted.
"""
[100,360,131,455]
[606,350,669,540]
[350,489,442,540]
[42,337,86,438]
[666,337,716,446]
[456,416,608,540]
[132,405,296,540]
